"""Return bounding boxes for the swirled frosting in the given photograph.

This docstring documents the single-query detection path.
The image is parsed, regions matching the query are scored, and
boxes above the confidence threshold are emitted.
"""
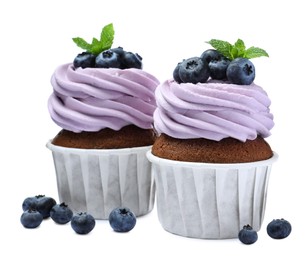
[154,79,274,142]
[48,63,159,132]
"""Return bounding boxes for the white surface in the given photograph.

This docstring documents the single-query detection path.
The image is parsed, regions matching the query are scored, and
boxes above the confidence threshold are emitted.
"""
[1,0,306,259]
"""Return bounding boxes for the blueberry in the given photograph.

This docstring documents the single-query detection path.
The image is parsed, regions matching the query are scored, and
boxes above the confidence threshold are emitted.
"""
[173,62,183,83]
[209,57,230,80]
[178,57,210,84]
[50,202,73,224]
[109,207,136,232]
[200,49,222,64]
[22,195,56,219]
[71,212,96,235]
[226,58,255,85]
[73,52,96,69]
[95,50,121,68]
[22,196,39,211]
[267,219,292,239]
[110,46,125,58]
[36,195,57,219]
[121,52,142,69]
[20,209,43,229]
[238,225,258,245]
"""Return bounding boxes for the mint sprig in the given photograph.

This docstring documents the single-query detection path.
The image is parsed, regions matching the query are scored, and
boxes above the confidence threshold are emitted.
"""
[72,23,114,55]
[206,39,269,60]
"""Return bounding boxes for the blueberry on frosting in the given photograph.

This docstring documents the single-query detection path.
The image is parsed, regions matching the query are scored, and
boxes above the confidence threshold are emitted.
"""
[72,23,143,70]
[200,49,222,64]
[208,57,230,80]
[173,38,268,85]
[95,50,121,68]
[73,52,96,68]
[226,58,255,85]
[177,57,210,84]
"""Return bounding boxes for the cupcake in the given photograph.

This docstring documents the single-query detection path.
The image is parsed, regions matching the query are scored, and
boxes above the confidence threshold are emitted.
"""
[147,39,278,239]
[47,24,160,219]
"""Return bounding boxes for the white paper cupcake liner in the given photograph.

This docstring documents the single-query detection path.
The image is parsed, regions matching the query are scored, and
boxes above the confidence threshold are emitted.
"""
[147,151,278,239]
[47,141,155,219]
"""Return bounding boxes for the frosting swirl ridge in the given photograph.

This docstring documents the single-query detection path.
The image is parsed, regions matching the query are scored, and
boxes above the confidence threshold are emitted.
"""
[154,79,274,141]
[48,63,159,132]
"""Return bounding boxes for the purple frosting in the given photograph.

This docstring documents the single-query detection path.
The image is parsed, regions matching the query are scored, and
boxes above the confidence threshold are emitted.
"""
[48,64,160,132]
[154,79,274,142]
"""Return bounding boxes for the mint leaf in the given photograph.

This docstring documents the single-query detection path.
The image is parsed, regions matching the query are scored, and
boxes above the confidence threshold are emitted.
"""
[72,23,114,55]
[233,39,246,58]
[207,38,269,60]
[100,23,114,51]
[89,37,101,54]
[91,37,100,45]
[244,47,269,59]
[90,45,103,56]
[234,39,245,51]
[72,37,92,51]
[207,39,233,59]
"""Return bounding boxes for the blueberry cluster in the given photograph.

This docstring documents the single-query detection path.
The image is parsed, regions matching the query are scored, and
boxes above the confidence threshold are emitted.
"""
[21,195,56,228]
[21,195,137,234]
[73,47,142,70]
[238,218,292,245]
[173,49,255,85]
[21,195,74,229]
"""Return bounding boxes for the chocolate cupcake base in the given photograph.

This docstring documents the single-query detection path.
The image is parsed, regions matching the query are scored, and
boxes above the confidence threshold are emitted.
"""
[152,134,273,163]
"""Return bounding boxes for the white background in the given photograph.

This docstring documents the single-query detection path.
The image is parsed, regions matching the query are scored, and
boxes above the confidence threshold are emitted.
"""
[1,0,307,259]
